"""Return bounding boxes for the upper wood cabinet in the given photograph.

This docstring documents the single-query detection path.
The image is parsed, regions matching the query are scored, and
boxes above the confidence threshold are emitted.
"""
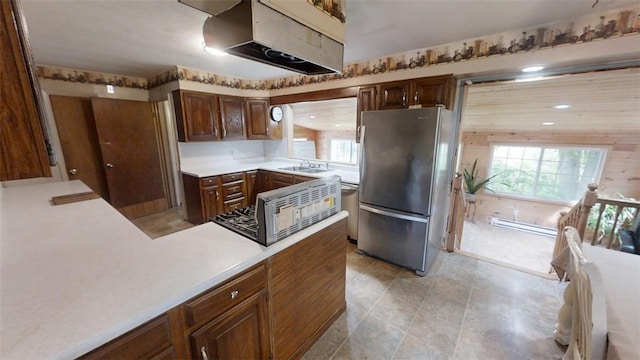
[245,98,270,140]
[218,96,246,141]
[378,81,411,109]
[377,74,456,110]
[172,90,220,142]
[411,75,456,109]
[0,0,52,180]
[356,86,377,143]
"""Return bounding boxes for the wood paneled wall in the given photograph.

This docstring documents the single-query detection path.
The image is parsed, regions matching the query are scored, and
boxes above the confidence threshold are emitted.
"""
[293,125,319,144]
[460,131,640,228]
[316,130,355,161]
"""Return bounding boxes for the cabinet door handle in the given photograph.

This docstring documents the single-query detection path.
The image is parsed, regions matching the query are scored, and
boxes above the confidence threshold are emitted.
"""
[402,92,407,106]
[223,127,227,137]
[201,346,210,360]
[215,190,219,201]
[414,91,419,104]
[69,168,78,175]
[105,163,114,168]
[231,290,239,299]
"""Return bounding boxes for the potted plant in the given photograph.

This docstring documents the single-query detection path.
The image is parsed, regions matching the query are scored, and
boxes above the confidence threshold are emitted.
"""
[463,159,497,202]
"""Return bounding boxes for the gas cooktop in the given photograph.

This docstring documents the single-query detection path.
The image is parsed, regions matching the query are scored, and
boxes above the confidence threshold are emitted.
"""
[211,205,258,241]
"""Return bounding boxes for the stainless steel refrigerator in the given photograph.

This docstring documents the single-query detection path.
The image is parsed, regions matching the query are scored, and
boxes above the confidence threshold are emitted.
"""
[357,107,455,276]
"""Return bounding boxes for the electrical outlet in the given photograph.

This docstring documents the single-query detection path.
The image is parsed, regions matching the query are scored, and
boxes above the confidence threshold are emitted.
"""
[106,85,114,94]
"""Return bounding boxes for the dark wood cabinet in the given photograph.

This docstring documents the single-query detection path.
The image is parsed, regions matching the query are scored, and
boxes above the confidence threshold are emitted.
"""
[202,184,221,221]
[293,175,314,184]
[78,314,177,360]
[0,0,52,180]
[245,98,271,140]
[183,172,252,224]
[269,172,293,189]
[378,81,410,109]
[78,222,348,360]
[219,96,246,141]
[187,262,269,360]
[219,172,247,213]
[173,90,220,142]
[245,170,258,205]
[183,174,220,224]
[411,75,456,109]
[191,291,269,360]
[269,219,347,359]
[376,75,456,111]
[256,170,270,194]
[356,86,378,143]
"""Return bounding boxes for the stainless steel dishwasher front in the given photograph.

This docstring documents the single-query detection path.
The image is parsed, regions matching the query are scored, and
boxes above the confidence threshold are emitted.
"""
[341,183,359,242]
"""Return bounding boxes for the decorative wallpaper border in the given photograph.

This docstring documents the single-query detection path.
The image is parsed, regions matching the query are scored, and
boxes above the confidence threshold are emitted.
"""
[37,5,639,92]
[36,65,147,89]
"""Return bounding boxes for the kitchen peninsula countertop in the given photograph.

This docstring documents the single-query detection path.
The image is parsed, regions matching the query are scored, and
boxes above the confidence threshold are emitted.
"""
[0,180,348,359]
[180,158,360,185]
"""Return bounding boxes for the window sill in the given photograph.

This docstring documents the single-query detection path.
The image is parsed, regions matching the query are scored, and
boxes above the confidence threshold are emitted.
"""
[484,192,578,207]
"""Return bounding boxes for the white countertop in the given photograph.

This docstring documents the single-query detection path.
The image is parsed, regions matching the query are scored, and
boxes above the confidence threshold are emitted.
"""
[181,158,360,185]
[0,180,348,359]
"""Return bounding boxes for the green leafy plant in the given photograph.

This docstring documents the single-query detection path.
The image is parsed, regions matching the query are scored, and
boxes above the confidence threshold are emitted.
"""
[463,159,498,194]
[586,193,637,241]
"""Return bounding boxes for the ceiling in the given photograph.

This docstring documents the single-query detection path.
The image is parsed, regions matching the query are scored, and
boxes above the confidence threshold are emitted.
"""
[286,67,640,133]
[290,98,357,132]
[462,67,640,133]
[19,0,639,80]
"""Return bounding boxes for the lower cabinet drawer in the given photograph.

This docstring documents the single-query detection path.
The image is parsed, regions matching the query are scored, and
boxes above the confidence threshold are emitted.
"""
[184,263,266,327]
[221,181,244,199]
[78,315,173,359]
[222,198,245,213]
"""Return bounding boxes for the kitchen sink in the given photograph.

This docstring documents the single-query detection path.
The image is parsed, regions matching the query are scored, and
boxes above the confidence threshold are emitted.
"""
[279,166,308,171]
[299,168,331,174]
[278,166,331,174]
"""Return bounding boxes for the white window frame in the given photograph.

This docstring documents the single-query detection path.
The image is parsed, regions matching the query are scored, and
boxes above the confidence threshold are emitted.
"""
[329,139,358,165]
[488,143,608,204]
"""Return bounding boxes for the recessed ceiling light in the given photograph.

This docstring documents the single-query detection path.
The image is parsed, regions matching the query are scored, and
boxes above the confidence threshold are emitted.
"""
[309,115,316,119]
[554,104,571,109]
[542,122,555,126]
[522,65,544,72]
[335,124,341,127]
[203,44,228,56]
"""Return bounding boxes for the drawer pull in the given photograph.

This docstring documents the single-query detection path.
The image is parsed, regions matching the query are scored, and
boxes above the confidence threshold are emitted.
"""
[201,346,209,360]
[230,290,239,299]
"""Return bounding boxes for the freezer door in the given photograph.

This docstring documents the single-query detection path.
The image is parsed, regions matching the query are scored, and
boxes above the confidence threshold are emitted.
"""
[359,108,440,215]
[357,204,429,273]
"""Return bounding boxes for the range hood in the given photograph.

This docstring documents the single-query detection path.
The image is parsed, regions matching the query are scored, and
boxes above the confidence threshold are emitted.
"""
[197,0,344,75]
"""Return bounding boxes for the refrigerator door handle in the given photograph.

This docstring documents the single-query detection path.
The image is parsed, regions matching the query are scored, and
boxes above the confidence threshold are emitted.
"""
[359,204,428,223]
[359,125,366,185]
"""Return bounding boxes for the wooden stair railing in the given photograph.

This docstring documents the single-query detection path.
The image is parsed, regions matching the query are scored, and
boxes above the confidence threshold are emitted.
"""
[551,183,640,273]
[445,173,464,252]
[552,184,599,268]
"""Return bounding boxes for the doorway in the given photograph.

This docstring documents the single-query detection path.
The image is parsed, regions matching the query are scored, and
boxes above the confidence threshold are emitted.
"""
[452,67,640,276]
[50,95,168,219]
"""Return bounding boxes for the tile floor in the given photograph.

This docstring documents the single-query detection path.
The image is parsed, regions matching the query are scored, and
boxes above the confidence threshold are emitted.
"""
[131,206,193,238]
[303,244,567,360]
[132,208,567,359]
[459,220,556,276]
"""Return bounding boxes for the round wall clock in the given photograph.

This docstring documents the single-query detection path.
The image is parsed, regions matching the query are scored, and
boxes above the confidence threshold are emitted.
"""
[270,106,284,122]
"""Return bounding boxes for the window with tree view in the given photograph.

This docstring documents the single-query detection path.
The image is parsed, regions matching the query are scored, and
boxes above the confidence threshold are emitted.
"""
[489,145,606,202]
[330,139,358,164]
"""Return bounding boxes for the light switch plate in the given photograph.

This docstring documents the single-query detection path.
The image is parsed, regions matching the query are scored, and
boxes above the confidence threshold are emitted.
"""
[106,85,114,94]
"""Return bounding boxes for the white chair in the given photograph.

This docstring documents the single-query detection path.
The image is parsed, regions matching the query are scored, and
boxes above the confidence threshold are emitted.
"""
[555,226,607,360]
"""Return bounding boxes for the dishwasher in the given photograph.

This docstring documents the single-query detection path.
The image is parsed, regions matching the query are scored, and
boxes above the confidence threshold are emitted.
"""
[341,183,359,243]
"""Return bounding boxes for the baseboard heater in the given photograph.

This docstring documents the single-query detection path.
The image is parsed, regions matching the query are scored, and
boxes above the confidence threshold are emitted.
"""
[490,217,557,238]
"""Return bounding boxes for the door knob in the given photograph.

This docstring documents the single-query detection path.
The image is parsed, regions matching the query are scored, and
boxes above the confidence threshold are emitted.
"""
[105,163,114,168]
[69,168,78,175]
